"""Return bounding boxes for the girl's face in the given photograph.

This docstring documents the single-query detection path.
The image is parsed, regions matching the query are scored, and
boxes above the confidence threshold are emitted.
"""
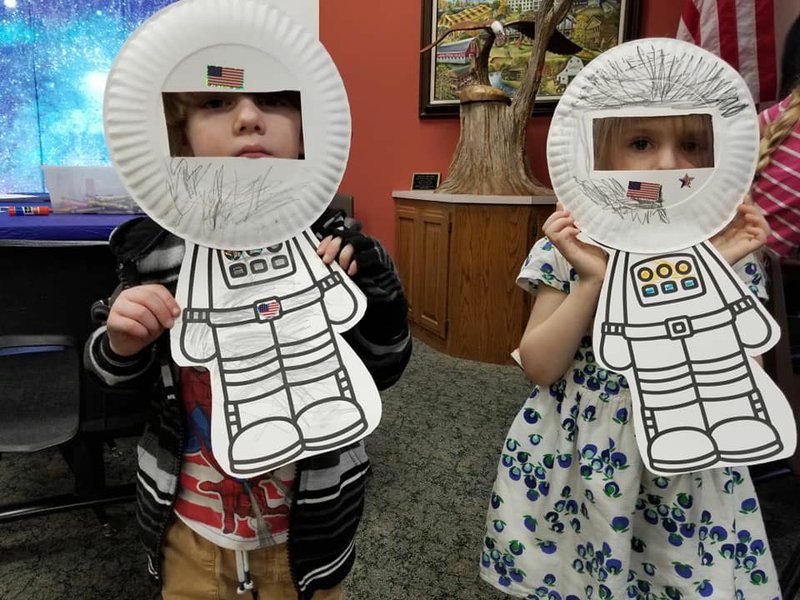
[180,91,303,159]
[595,115,714,171]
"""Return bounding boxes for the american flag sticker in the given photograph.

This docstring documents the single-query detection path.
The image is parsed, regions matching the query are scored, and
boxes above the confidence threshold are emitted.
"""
[257,299,281,320]
[206,65,245,89]
[626,180,662,202]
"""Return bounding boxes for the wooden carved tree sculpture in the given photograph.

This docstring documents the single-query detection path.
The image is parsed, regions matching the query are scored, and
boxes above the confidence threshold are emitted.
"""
[421,0,578,195]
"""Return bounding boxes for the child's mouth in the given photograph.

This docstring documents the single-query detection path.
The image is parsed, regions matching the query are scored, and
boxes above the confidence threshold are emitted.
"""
[237,145,272,158]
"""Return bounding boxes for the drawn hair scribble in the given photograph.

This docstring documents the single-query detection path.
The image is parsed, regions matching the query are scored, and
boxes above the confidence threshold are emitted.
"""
[577,44,747,118]
[576,177,669,225]
[164,159,296,232]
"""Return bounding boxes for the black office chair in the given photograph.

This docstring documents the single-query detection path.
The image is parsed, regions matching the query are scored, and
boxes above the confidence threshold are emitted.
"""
[0,334,138,534]
[0,241,149,529]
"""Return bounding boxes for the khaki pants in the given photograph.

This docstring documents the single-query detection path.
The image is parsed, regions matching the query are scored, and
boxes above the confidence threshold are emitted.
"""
[161,518,345,600]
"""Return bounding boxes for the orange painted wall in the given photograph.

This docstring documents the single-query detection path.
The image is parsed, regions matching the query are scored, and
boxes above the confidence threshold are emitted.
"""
[319,1,684,254]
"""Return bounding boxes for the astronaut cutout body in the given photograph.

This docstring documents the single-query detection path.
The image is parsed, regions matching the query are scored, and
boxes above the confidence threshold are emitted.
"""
[176,231,375,475]
[547,38,797,475]
[599,242,785,474]
[103,0,381,477]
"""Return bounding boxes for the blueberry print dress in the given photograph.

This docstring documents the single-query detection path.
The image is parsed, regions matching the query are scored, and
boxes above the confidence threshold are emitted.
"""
[480,237,781,600]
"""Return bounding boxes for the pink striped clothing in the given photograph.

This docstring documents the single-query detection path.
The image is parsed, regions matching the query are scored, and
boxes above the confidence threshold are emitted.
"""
[752,95,800,256]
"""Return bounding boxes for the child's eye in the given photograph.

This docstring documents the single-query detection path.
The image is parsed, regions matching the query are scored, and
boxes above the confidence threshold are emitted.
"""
[630,138,652,151]
[681,140,701,153]
[256,94,291,108]
[197,96,232,110]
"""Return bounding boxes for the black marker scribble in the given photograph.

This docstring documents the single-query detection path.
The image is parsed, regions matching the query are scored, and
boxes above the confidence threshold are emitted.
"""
[577,44,747,118]
[576,177,669,225]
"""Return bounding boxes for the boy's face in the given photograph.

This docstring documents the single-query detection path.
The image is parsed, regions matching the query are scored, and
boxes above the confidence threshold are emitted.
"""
[181,92,303,159]
[597,115,714,171]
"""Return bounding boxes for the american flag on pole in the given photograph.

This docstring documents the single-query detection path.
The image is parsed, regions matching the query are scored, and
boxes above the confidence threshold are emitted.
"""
[676,0,777,103]
[206,65,245,89]
[626,181,662,202]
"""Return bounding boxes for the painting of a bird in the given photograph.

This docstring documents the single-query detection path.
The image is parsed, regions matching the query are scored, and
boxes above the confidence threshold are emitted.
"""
[420,17,580,55]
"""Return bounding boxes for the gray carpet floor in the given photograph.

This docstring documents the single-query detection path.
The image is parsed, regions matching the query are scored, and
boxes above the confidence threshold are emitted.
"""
[1,339,799,599]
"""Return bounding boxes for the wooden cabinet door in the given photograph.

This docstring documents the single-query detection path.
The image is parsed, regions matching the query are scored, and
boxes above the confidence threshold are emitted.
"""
[416,206,451,338]
[394,200,451,340]
[395,203,419,322]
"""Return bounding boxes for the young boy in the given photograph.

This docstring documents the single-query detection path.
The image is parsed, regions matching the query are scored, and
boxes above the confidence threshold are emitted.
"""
[86,90,411,599]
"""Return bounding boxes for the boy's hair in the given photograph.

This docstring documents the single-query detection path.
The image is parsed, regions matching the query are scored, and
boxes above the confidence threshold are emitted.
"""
[756,87,800,176]
[161,91,303,157]
[163,93,193,157]
[592,113,715,170]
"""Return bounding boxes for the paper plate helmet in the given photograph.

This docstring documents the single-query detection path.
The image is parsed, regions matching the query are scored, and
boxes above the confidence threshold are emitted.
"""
[546,38,759,253]
[103,0,350,250]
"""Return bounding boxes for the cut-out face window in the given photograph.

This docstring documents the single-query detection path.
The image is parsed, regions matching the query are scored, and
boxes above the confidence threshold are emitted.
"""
[592,114,714,171]
[162,91,304,159]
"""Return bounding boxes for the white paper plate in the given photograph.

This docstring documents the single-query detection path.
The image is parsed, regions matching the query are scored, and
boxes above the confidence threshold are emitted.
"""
[104,0,351,249]
[547,38,758,253]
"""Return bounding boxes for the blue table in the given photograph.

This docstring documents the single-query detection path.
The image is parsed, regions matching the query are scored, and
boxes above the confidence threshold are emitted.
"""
[0,211,139,245]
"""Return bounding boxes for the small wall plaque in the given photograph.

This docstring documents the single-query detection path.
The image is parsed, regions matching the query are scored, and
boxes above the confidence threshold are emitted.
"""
[411,172,440,191]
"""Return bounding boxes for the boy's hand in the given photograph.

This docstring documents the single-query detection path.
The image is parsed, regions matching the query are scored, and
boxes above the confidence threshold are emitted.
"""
[710,197,769,265]
[106,284,180,357]
[317,235,358,276]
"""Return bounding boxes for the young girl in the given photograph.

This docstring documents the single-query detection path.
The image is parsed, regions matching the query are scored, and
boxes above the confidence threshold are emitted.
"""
[480,114,781,599]
[753,87,800,257]
[87,90,411,600]
[751,14,800,257]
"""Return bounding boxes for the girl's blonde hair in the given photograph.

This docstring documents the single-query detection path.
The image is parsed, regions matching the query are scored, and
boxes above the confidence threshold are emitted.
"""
[756,87,800,176]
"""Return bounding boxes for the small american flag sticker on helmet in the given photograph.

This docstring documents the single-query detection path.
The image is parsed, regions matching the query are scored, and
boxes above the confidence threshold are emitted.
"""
[626,180,662,202]
[206,65,245,89]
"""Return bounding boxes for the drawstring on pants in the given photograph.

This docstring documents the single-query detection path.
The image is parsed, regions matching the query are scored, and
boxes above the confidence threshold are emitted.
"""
[235,550,259,599]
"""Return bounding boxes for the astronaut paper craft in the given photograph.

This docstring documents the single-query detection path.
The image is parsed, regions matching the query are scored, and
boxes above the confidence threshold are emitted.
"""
[174,231,378,475]
[103,0,382,477]
[546,38,797,475]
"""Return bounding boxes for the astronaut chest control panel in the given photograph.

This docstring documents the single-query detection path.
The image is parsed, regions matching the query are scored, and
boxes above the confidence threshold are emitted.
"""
[217,242,297,289]
[630,253,705,307]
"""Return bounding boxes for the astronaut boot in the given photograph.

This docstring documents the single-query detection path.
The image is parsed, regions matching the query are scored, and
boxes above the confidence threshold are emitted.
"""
[648,427,718,473]
[228,418,303,476]
[297,398,368,451]
[712,418,782,463]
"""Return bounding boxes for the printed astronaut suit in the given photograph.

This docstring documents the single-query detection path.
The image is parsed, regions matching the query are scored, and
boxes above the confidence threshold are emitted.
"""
[174,229,378,478]
[596,242,785,473]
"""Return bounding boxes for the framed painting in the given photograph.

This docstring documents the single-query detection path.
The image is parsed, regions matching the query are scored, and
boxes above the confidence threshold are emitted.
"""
[419,0,640,118]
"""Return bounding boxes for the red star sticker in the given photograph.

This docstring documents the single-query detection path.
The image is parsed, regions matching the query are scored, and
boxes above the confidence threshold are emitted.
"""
[679,173,695,188]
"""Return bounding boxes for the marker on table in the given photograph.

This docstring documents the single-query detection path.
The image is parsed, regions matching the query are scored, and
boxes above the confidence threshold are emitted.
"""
[0,206,52,216]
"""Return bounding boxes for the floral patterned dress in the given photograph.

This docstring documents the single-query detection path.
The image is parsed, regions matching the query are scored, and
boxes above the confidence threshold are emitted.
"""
[480,238,782,600]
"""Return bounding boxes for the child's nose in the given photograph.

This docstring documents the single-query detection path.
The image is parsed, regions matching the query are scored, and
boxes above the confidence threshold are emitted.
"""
[234,97,264,133]
[654,147,685,170]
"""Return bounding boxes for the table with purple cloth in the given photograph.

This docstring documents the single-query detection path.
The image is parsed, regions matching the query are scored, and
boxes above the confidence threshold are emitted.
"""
[0,211,138,245]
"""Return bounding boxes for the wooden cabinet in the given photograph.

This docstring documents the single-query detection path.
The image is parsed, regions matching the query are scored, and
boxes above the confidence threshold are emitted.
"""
[396,202,451,338]
[393,192,555,364]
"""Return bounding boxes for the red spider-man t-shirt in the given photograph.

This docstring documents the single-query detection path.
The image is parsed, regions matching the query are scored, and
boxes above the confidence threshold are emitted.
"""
[173,368,294,550]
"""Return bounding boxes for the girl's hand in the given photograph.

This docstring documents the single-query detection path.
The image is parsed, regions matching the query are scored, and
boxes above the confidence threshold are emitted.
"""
[543,205,608,283]
[106,284,180,357]
[317,235,358,276]
[710,197,769,265]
